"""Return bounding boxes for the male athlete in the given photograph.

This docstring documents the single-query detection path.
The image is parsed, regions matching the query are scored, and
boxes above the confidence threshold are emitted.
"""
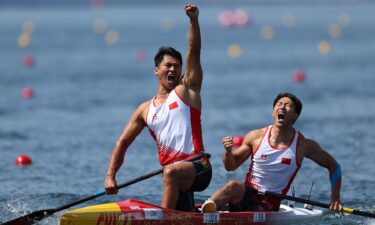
[105,5,211,212]
[201,93,342,212]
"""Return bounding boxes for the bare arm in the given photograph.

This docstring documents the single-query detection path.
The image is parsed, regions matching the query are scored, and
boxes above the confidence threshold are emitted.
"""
[105,102,148,194]
[222,130,260,171]
[302,137,343,211]
[182,4,203,92]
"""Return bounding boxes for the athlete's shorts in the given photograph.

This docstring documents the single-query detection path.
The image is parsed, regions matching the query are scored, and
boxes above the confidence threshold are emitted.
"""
[175,157,212,212]
[228,188,281,212]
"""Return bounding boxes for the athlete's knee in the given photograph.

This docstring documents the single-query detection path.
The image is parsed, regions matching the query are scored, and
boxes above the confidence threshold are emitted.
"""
[223,180,245,195]
[163,166,178,182]
[224,180,245,204]
[225,180,243,190]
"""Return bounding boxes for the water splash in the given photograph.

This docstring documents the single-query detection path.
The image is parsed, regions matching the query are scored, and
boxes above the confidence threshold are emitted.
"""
[0,192,73,224]
[0,193,34,222]
[365,220,375,225]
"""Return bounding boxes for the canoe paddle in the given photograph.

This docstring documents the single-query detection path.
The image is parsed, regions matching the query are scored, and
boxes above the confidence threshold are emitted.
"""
[2,152,211,225]
[259,189,375,219]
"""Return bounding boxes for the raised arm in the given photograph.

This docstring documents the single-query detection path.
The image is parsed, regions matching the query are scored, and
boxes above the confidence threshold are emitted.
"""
[222,130,260,171]
[182,4,203,91]
[302,137,343,211]
[105,102,148,194]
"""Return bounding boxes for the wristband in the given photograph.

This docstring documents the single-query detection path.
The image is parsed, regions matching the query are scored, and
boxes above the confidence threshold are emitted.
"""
[330,162,341,189]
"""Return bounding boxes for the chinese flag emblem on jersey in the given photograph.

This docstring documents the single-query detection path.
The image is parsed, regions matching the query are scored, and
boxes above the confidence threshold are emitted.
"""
[169,101,178,110]
[281,158,291,165]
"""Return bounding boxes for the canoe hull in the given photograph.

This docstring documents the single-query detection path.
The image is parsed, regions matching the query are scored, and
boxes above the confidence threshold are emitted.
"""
[60,199,323,225]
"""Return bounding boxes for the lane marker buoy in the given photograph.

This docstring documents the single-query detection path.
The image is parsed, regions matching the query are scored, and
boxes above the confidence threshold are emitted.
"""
[293,70,305,83]
[14,154,33,166]
[22,87,34,99]
[233,136,244,148]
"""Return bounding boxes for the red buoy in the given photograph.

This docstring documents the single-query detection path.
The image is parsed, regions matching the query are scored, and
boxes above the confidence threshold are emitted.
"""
[22,54,35,68]
[218,9,250,28]
[14,154,32,166]
[233,9,250,27]
[218,10,235,28]
[135,49,148,62]
[293,70,306,83]
[233,136,244,148]
[22,87,34,99]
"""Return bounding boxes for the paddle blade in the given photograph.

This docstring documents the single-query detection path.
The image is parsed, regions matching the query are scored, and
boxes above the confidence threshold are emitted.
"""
[3,209,54,225]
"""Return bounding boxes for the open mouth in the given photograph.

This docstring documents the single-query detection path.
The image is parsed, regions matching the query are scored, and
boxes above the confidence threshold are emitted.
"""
[167,74,175,82]
[277,113,285,120]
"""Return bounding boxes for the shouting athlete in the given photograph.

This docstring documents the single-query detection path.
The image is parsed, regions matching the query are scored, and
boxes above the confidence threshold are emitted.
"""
[104,4,211,212]
[201,93,342,213]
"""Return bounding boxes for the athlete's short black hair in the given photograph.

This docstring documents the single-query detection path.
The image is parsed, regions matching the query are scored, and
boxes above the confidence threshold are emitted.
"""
[273,92,303,116]
[154,46,183,67]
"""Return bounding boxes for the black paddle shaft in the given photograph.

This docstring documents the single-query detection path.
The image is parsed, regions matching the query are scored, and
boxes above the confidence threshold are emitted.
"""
[2,152,210,225]
[262,190,375,219]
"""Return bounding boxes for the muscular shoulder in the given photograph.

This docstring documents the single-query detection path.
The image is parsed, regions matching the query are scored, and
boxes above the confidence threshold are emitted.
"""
[139,100,151,110]
[246,127,267,140]
[174,83,201,109]
[133,100,151,122]
[243,127,267,147]
[298,133,322,157]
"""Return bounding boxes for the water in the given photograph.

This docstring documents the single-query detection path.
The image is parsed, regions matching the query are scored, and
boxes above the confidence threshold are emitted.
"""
[1,2,375,224]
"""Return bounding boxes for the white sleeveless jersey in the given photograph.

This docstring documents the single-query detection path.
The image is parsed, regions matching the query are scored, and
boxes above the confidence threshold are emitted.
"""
[245,125,301,194]
[146,90,204,166]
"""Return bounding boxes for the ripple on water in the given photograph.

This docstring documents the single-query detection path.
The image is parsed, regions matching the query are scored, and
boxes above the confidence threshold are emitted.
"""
[0,131,29,140]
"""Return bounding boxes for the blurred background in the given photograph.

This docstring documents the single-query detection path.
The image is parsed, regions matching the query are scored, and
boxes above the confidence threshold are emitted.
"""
[1,0,375,224]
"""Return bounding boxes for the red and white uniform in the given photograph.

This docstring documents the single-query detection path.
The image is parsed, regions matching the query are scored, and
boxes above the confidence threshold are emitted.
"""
[245,125,300,195]
[146,90,204,166]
